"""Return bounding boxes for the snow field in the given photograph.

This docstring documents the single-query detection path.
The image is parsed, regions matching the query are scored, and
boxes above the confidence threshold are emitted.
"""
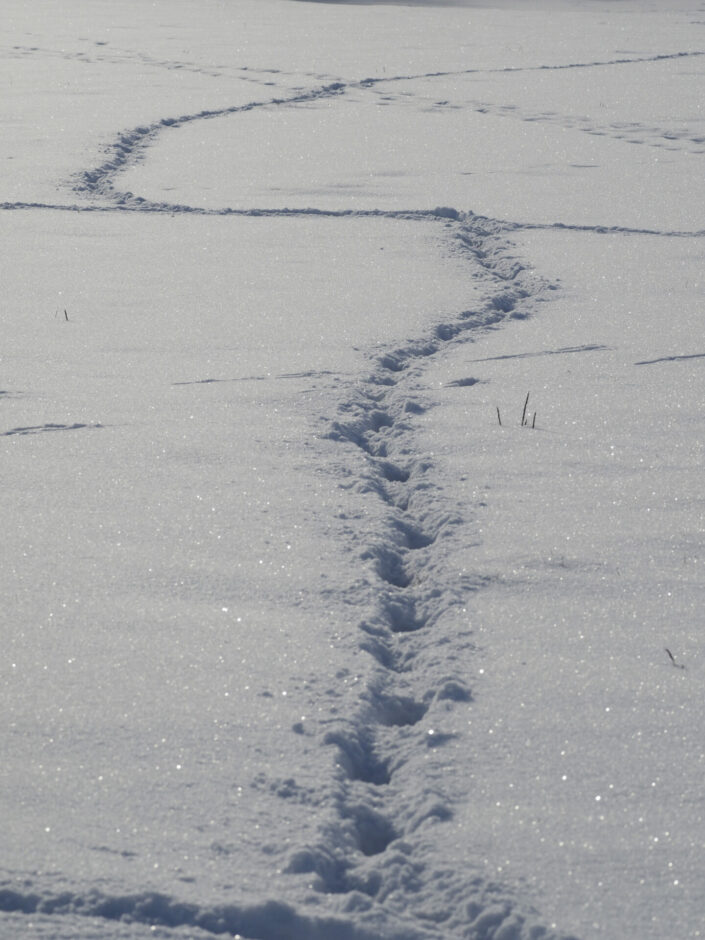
[2,0,705,937]
[3,210,565,936]
[115,62,705,229]
[2,208,506,933]
[415,225,705,938]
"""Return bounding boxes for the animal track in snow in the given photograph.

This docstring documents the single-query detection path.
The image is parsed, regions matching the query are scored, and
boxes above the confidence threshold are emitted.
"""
[0,58,581,940]
[292,207,559,935]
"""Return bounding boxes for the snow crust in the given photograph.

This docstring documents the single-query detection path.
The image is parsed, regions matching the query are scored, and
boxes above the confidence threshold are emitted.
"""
[2,0,705,938]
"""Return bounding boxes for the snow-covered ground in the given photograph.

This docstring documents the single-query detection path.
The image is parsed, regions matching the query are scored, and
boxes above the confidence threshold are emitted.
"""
[2,1,705,938]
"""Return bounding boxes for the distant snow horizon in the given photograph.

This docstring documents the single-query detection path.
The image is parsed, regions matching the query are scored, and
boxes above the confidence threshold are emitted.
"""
[292,0,648,8]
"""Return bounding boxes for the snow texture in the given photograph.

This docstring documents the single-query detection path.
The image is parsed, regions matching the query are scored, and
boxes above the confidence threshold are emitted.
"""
[2,0,705,938]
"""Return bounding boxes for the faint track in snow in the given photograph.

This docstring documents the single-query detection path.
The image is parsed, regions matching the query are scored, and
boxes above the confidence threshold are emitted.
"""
[7,39,701,82]
[1,422,104,437]
[510,219,705,238]
[3,198,704,241]
[443,97,705,156]
[4,41,308,86]
[372,49,705,82]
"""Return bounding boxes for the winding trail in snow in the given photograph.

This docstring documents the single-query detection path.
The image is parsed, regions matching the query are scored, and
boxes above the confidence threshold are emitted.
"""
[282,209,567,940]
[0,206,563,939]
[2,43,704,227]
[3,60,705,238]
[3,47,702,938]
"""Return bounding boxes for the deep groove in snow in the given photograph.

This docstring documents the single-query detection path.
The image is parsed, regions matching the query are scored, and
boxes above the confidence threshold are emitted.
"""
[290,208,562,937]
[323,726,392,786]
[0,886,399,940]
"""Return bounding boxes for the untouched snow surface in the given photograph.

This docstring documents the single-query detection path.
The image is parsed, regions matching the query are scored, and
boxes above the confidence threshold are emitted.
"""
[2,1,705,938]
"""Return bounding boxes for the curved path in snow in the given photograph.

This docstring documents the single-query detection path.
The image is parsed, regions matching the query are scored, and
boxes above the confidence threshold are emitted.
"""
[2,37,705,938]
[0,65,568,940]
